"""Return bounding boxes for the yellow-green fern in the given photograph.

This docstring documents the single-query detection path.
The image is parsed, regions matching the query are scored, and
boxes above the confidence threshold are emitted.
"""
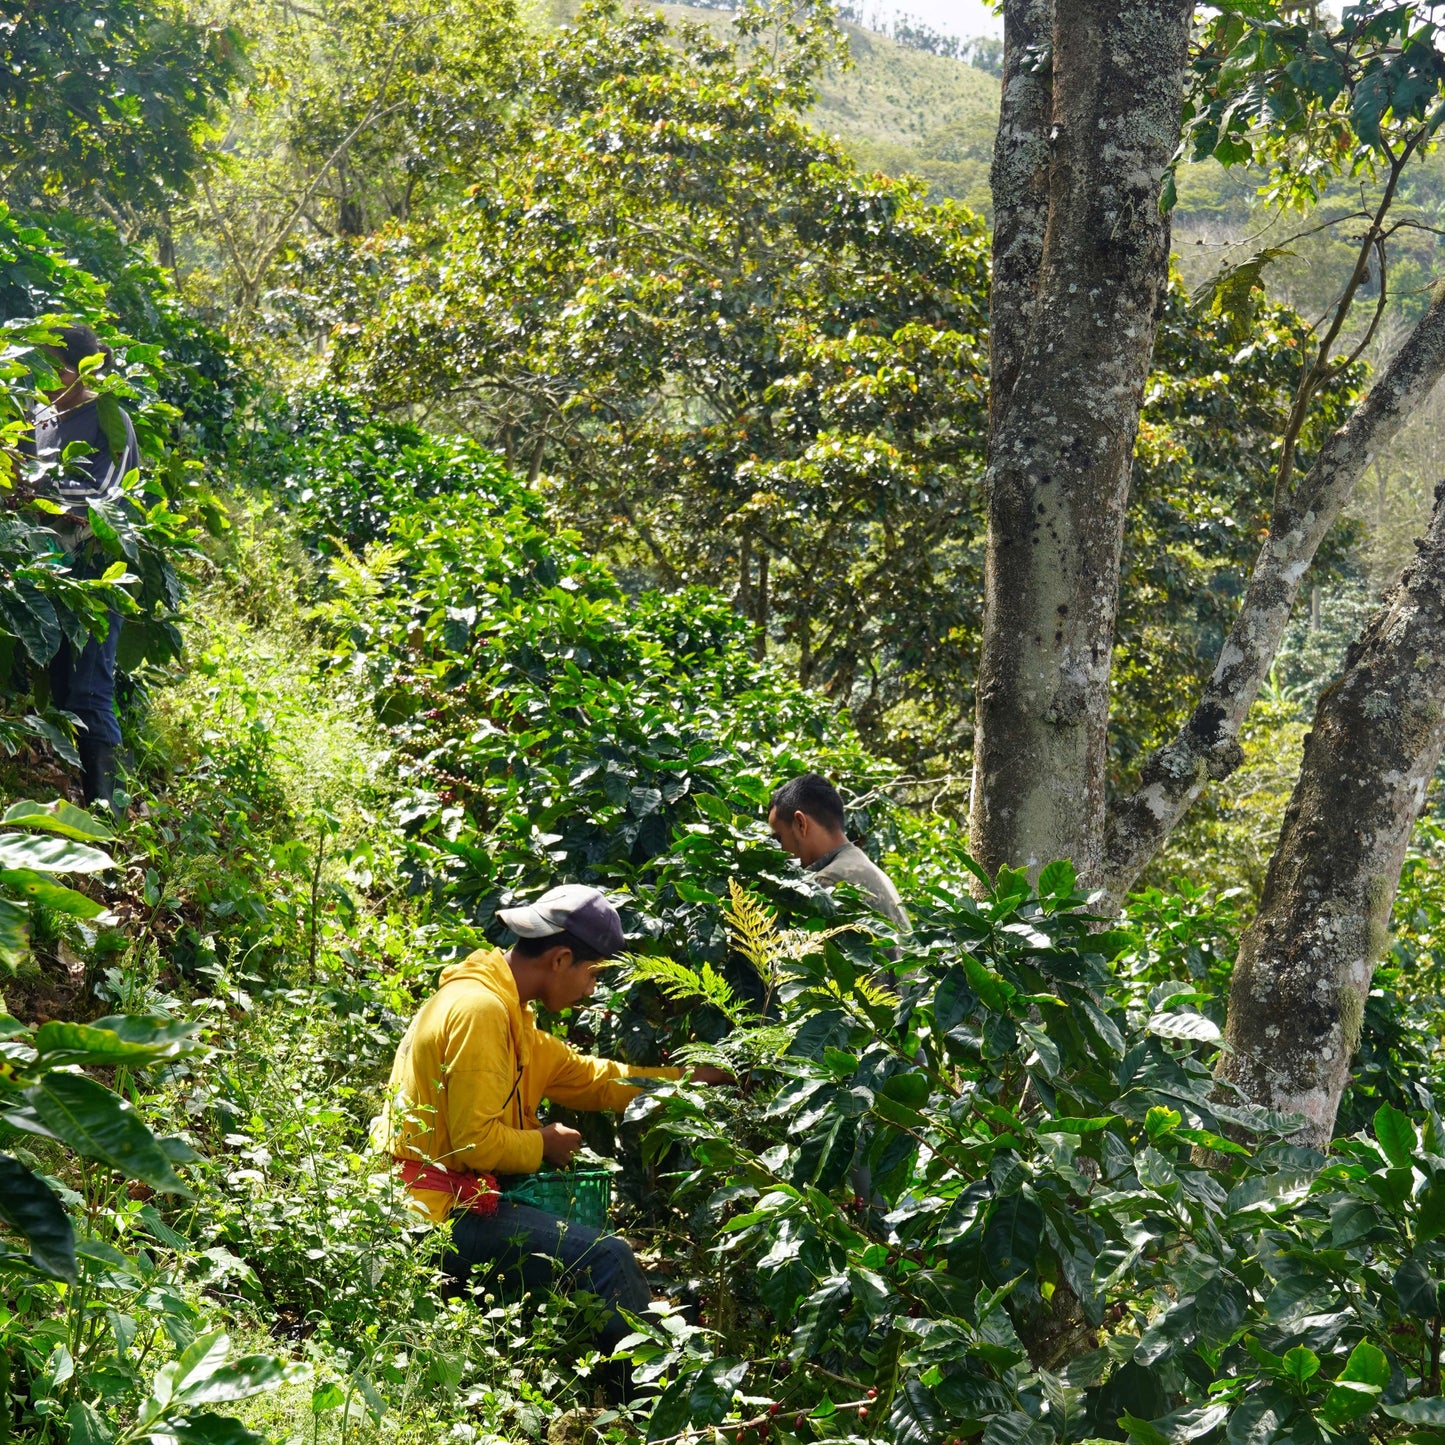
[725,878,781,986]
[627,953,741,1019]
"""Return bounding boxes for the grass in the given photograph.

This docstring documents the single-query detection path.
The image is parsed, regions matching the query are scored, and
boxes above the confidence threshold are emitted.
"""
[100,490,627,1444]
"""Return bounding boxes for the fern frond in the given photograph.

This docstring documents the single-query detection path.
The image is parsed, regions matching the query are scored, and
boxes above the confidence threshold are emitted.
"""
[670,1041,740,1072]
[776,922,867,962]
[732,1023,793,1061]
[672,1024,792,1072]
[629,954,741,1017]
[854,974,901,1010]
[309,539,408,627]
[726,879,781,982]
[814,971,900,1011]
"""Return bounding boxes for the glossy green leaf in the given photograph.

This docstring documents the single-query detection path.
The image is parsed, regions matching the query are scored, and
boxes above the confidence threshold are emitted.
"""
[847,1265,894,1320]
[1125,1405,1230,1445]
[65,1400,114,1445]
[0,582,60,664]
[1375,1104,1418,1169]
[1037,859,1076,901]
[963,955,1015,1013]
[1320,1340,1390,1427]
[23,711,80,767]
[1280,1347,1320,1388]
[161,1416,270,1445]
[0,895,29,966]
[1145,1105,1182,1140]
[1037,1115,1117,1135]
[178,1352,303,1406]
[881,1070,930,1108]
[2,799,114,842]
[168,1331,232,1399]
[0,831,113,873]
[25,1072,189,1194]
[1394,1257,1440,1320]
[1226,1388,1293,1445]
[1419,1178,1445,1243]
[1137,1147,1180,1197]
[889,1379,952,1445]
[1194,1274,1249,1348]
[311,1381,345,1413]
[33,1017,193,1067]
[1176,1127,1252,1157]
[0,869,107,918]
[0,1151,76,1282]
[88,490,139,561]
[646,1358,747,1442]
[982,1190,1043,1284]
[1384,1400,1445,1425]
[90,1014,198,1052]
[1146,1010,1221,1042]
[1159,168,1178,215]
[983,1410,1053,1445]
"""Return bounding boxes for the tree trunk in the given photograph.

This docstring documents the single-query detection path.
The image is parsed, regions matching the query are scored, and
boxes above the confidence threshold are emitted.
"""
[157,213,178,277]
[969,0,1192,884]
[1103,284,1445,903]
[1218,480,1445,1146]
[987,0,1051,437]
[754,551,769,663]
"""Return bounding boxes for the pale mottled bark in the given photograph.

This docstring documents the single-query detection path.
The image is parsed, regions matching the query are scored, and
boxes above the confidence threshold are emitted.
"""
[1103,283,1445,904]
[969,0,1192,884]
[988,0,1051,435]
[1217,480,1445,1146]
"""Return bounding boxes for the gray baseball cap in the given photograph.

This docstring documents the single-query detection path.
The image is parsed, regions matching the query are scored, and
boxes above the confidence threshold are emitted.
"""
[497,884,626,958]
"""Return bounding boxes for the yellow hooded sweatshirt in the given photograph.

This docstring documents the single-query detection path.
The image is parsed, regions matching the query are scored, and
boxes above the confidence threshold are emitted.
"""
[386,947,681,1222]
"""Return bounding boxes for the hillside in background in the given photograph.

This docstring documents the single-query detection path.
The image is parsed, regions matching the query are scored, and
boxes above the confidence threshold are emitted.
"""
[809,18,998,209]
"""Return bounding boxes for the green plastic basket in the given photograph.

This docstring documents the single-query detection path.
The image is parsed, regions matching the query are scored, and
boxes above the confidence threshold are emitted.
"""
[502,1168,611,1230]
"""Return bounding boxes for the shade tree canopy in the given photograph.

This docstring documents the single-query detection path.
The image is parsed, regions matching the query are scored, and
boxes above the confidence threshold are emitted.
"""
[0,0,241,233]
[264,1,1362,793]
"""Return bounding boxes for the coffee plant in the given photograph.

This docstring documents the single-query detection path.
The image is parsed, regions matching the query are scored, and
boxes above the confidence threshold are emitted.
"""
[612,876,1445,1445]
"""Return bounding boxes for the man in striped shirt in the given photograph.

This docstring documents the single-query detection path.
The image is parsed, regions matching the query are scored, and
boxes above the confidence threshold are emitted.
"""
[30,325,139,807]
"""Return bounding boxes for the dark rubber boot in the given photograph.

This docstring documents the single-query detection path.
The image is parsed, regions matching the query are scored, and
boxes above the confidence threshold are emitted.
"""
[79,741,117,810]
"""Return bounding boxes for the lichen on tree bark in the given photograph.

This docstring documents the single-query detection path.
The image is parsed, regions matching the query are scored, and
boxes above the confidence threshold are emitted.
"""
[987,0,1050,438]
[964,6,1445,1149]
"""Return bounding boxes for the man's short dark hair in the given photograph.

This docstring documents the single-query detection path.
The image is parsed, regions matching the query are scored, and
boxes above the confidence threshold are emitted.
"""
[512,929,608,965]
[46,324,114,373]
[770,772,846,831]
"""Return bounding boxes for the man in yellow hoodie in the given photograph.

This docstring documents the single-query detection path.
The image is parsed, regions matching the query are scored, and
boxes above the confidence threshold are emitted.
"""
[387,884,726,1348]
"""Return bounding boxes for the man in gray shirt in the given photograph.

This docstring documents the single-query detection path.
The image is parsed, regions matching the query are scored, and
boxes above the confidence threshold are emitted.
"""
[23,325,138,808]
[767,773,909,934]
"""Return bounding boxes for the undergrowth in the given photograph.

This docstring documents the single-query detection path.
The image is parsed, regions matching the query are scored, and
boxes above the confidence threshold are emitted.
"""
[3,405,1445,1445]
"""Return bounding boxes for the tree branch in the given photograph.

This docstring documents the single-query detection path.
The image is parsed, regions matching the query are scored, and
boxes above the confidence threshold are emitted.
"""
[1217,470,1445,1146]
[1271,135,1421,512]
[1103,278,1445,904]
[243,98,408,305]
[199,171,257,300]
[969,0,1191,884]
[216,23,416,309]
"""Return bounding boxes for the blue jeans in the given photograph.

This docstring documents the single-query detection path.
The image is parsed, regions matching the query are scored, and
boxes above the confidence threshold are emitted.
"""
[49,610,122,749]
[445,1200,651,1350]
